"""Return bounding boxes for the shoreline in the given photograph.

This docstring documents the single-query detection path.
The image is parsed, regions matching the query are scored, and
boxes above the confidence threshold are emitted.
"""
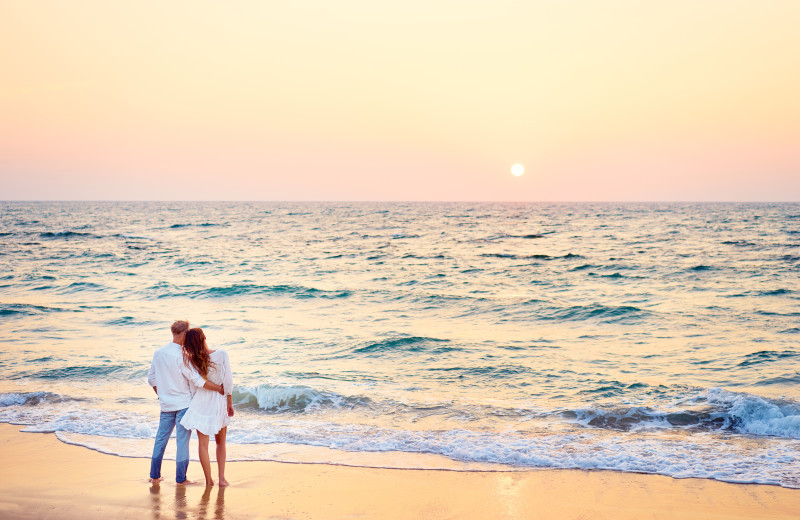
[1,424,799,519]
[45,428,800,487]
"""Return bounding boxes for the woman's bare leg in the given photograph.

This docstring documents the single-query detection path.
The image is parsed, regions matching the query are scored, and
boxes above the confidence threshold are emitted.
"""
[197,432,214,486]
[215,427,229,486]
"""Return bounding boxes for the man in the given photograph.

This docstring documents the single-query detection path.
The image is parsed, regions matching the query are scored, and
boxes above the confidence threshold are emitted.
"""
[147,320,223,484]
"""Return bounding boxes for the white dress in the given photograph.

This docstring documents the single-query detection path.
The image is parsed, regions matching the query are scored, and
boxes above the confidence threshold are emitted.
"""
[179,350,233,436]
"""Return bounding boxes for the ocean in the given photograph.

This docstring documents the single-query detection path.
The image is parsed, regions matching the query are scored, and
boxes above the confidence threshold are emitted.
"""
[1,201,798,487]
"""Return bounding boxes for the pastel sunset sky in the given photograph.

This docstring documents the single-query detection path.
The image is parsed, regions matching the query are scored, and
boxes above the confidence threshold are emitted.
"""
[2,1,798,201]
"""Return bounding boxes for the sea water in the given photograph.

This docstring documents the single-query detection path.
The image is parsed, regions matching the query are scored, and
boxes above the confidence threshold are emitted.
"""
[1,202,798,486]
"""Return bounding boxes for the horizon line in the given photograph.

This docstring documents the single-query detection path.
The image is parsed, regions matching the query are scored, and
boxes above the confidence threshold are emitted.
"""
[1,199,799,204]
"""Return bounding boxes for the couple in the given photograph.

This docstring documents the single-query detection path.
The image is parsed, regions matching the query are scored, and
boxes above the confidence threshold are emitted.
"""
[147,320,234,486]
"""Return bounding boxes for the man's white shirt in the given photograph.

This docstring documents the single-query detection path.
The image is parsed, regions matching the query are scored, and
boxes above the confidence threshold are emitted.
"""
[147,342,202,411]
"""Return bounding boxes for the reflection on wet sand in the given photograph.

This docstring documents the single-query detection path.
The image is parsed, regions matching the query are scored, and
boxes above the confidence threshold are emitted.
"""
[148,482,226,520]
[174,485,187,520]
[199,486,226,520]
[149,483,161,520]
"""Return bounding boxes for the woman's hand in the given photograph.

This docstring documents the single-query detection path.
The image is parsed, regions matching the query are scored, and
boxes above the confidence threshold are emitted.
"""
[227,404,235,417]
[219,383,225,395]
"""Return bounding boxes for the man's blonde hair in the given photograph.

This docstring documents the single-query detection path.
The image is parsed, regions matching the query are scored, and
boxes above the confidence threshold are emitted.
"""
[170,320,190,335]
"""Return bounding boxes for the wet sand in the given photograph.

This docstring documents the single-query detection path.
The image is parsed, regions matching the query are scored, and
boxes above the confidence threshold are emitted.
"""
[0,424,798,519]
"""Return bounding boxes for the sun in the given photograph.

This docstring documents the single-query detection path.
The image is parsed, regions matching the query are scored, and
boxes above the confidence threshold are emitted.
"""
[511,163,525,177]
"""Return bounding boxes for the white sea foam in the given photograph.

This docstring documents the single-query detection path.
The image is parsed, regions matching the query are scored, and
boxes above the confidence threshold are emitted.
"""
[704,388,800,439]
[0,391,72,407]
[233,384,342,412]
[44,418,800,489]
[564,388,800,439]
[0,393,40,407]
[3,389,800,488]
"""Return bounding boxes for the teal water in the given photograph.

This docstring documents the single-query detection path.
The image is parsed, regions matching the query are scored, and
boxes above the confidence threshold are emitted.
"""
[1,202,798,486]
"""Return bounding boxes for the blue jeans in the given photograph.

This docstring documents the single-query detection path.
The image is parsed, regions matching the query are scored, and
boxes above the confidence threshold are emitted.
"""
[150,408,191,483]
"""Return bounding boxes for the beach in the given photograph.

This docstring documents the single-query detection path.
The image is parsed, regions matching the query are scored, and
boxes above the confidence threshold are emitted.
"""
[1,424,798,520]
[4,0,800,515]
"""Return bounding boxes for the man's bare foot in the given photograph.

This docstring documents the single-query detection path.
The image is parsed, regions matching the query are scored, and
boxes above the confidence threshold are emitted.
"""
[218,478,230,487]
[148,477,163,483]
[177,479,196,485]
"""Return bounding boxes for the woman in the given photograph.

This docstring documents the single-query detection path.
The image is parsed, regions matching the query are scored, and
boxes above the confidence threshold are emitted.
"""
[179,327,235,487]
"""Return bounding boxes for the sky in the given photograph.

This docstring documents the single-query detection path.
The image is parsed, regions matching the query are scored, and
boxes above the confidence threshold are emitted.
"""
[1,1,799,201]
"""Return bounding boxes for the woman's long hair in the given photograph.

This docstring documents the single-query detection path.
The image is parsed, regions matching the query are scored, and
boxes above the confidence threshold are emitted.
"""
[183,328,213,380]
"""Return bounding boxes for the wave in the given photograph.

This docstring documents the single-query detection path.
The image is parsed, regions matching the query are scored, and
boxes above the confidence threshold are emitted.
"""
[480,253,583,260]
[153,283,352,300]
[38,231,100,239]
[756,310,800,317]
[168,222,226,229]
[467,232,553,243]
[705,388,800,438]
[353,336,452,355]
[722,240,757,247]
[0,391,79,407]
[725,288,795,298]
[13,363,144,381]
[428,364,532,379]
[755,375,800,386]
[401,253,449,260]
[22,274,56,282]
[113,233,156,240]
[232,384,371,413]
[536,303,648,323]
[736,350,798,368]
[56,282,107,293]
[760,288,794,296]
[587,272,644,280]
[565,388,800,439]
[0,303,72,316]
[476,233,546,242]
[565,406,720,430]
[105,316,154,327]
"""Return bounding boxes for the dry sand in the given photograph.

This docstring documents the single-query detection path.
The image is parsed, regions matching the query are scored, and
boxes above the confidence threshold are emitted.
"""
[0,423,798,519]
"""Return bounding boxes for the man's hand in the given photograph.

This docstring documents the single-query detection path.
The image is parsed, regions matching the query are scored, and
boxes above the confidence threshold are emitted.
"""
[152,386,158,395]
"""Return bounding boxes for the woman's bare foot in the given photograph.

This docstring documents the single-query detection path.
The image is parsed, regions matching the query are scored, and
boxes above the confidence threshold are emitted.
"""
[218,478,230,487]
[205,479,215,487]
